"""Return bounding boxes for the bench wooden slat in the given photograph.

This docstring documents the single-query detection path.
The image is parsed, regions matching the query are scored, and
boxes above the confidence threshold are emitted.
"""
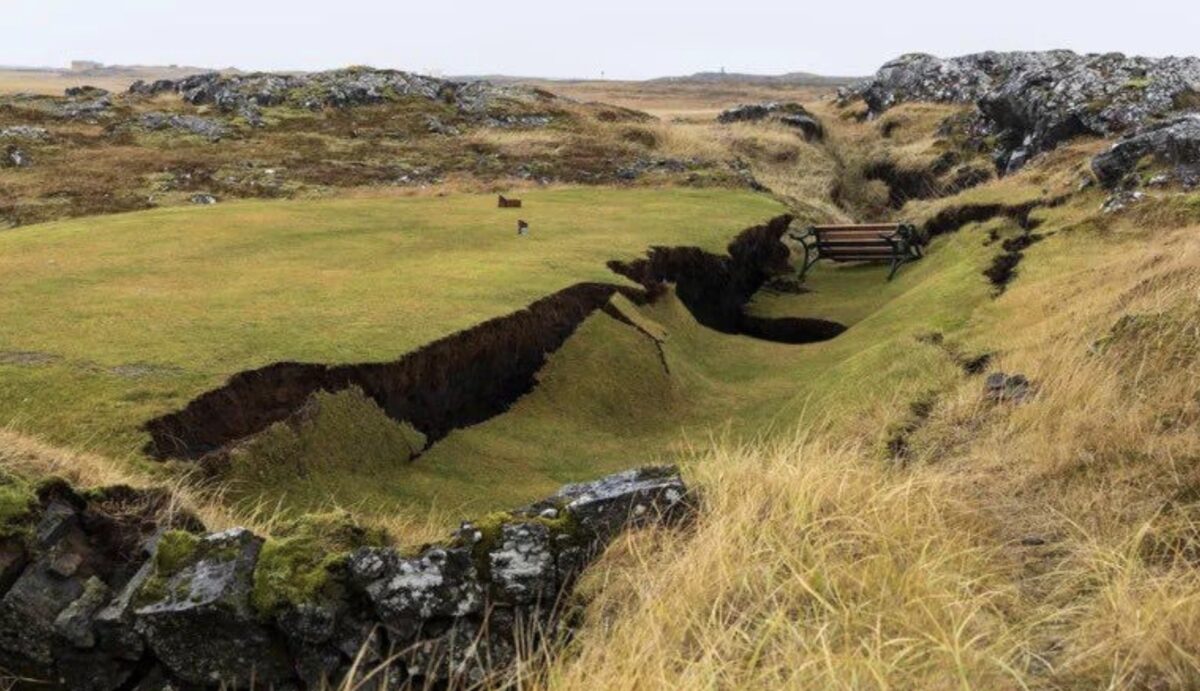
[815,230,898,237]
[820,244,897,251]
[811,224,902,232]
[817,239,895,247]
[819,251,896,258]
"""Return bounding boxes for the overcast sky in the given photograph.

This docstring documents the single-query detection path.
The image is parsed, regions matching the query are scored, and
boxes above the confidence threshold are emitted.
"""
[5,0,1199,80]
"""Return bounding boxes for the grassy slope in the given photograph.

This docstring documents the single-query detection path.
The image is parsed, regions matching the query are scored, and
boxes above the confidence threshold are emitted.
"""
[543,160,1200,688]
[0,187,783,458]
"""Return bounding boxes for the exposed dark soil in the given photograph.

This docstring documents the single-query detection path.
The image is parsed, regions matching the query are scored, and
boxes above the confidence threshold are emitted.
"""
[916,331,993,375]
[885,394,937,463]
[144,282,638,460]
[145,215,847,462]
[984,232,1045,292]
[860,153,992,210]
[924,202,1024,236]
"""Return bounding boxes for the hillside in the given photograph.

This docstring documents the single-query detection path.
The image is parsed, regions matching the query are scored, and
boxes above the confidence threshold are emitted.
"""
[648,70,862,86]
[1,49,1200,689]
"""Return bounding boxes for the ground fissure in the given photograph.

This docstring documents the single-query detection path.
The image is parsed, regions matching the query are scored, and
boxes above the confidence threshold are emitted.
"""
[144,214,847,462]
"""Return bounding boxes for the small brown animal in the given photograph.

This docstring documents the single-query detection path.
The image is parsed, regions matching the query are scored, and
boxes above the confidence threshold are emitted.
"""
[498,195,523,208]
[517,220,529,236]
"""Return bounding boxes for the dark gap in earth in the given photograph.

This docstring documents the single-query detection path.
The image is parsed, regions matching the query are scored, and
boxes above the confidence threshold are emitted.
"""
[144,282,641,460]
[886,394,937,463]
[145,215,846,462]
[984,232,1045,293]
[607,214,846,343]
[916,331,993,376]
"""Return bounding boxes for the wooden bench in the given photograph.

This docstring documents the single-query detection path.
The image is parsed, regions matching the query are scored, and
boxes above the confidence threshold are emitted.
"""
[498,195,522,208]
[790,222,926,281]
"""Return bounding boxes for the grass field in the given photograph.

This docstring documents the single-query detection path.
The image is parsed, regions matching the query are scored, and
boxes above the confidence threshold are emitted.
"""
[0,187,781,463]
[0,175,1002,524]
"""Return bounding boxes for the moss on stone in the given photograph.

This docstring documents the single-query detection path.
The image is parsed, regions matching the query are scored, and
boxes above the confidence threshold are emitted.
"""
[251,510,388,615]
[155,530,201,575]
[0,470,37,539]
[461,506,586,583]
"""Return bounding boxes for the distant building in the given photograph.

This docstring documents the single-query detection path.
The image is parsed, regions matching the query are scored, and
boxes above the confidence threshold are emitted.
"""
[70,60,104,72]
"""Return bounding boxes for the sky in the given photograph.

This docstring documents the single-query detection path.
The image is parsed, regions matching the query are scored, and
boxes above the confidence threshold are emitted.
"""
[4,0,1199,80]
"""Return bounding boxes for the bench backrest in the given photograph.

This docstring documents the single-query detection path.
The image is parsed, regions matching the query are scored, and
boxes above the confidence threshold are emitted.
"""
[802,223,924,263]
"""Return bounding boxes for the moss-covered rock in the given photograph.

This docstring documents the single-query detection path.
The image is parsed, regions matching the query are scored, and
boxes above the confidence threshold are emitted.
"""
[251,510,387,615]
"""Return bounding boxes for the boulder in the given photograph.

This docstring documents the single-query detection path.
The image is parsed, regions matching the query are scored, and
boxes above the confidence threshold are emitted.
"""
[487,521,554,604]
[1091,115,1200,188]
[347,545,483,642]
[548,465,691,543]
[984,372,1034,404]
[4,145,30,168]
[58,95,112,120]
[64,86,109,99]
[134,528,292,686]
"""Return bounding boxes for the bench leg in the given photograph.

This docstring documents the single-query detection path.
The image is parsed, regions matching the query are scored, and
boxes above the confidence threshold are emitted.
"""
[887,256,902,281]
[797,242,820,280]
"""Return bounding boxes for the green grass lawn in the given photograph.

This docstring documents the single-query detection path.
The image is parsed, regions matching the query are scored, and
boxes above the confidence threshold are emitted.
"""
[0,181,1018,529]
[219,214,1008,523]
[0,187,783,459]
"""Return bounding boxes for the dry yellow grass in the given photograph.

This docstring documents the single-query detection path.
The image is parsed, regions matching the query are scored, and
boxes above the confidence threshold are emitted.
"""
[529,208,1200,689]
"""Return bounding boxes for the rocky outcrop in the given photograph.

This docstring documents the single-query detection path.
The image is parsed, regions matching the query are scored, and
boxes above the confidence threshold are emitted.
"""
[0,126,49,141]
[1091,114,1200,188]
[844,51,1200,173]
[718,102,824,140]
[137,113,230,142]
[0,467,691,689]
[128,68,546,124]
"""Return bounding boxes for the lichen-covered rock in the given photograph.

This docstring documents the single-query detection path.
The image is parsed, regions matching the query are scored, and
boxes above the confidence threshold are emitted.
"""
[1092,115,1200,188]
[0,498,86,677]
[0,125,49,141]
[487,521,554,604]
[57,94,112,120]
[550,465,691,543]
[844,51,1200,173]
[134,528,292,686]
[137,113,230,142]
[128,68,546,123]
[347,545,483,642]
[718,102,824,140]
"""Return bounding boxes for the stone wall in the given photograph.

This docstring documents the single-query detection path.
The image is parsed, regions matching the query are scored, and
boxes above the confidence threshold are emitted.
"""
[0,467,691,689]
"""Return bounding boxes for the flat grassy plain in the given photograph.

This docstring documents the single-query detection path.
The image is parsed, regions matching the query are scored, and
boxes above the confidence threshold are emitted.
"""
[0,187,780,461]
